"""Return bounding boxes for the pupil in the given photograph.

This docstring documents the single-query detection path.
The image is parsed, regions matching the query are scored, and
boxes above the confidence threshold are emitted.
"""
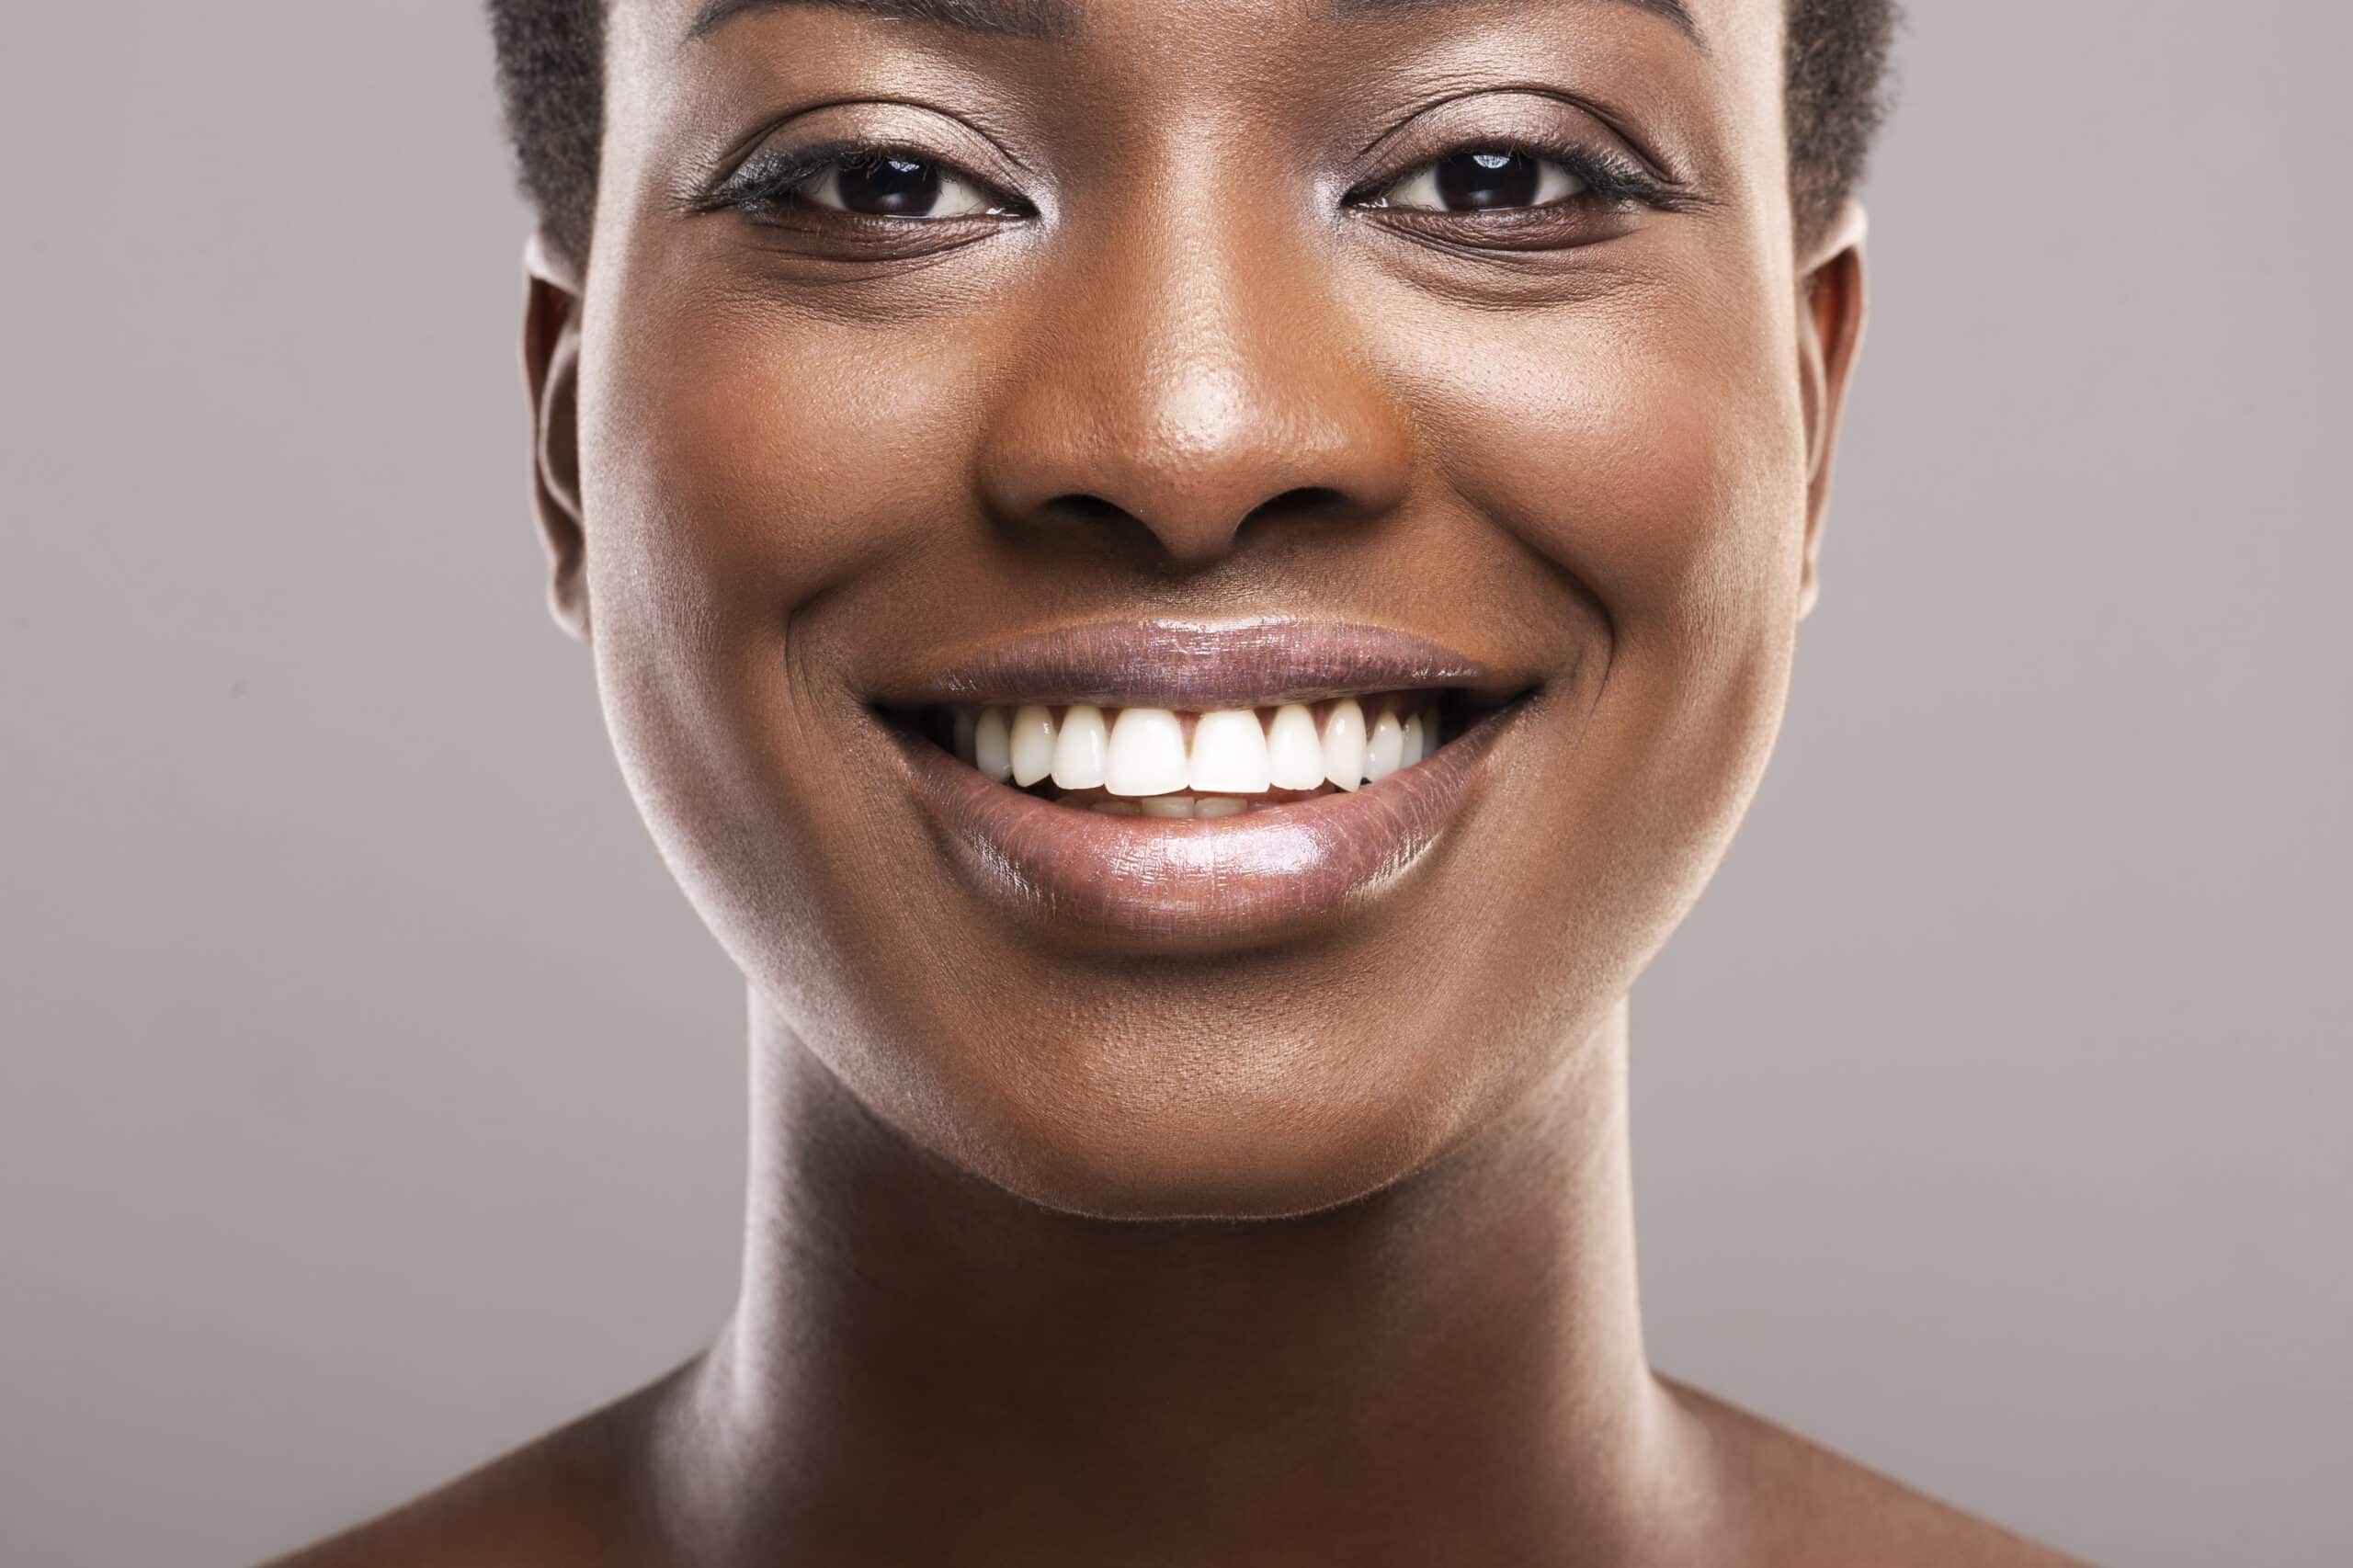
[1434,150,1540,211]
[838,156,943,217]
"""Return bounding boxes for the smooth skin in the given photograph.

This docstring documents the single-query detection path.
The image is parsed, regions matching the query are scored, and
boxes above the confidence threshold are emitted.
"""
[268,0,2090,1562]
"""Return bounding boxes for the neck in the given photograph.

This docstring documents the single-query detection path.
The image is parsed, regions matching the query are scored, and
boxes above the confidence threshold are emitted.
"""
[653,996,1700,1563]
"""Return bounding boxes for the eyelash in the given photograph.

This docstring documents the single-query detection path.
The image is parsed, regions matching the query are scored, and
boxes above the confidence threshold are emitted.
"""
[699,134,1687,227]
[1349,134,1680,213]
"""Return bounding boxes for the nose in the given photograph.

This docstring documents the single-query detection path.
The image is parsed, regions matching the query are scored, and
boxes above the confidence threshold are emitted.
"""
[975,199,1414,570]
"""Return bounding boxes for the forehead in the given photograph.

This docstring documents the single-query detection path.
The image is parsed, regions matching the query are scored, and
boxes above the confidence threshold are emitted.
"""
[598,0,1794,241]
[620,0,1782,77]
[594,0,1796,268]
[680,0,1708,45]
[612,0,1786,136]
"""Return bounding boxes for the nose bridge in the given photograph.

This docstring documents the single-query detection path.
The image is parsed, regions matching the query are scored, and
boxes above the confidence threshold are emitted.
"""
[980,142,1409,565]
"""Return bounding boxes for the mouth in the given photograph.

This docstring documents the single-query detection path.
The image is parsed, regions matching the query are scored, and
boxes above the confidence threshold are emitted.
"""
[880,687,1508,815]
[868,619,1540,947]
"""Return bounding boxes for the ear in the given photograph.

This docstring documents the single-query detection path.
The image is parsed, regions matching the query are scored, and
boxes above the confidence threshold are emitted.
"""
[521,232,591,642]
[1793,199,1870,622]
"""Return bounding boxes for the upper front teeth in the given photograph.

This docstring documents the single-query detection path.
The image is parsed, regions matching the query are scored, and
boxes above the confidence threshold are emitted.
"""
[947,697,1440,796]
[1267,703,1324,790]
[1184,709,1271,794]
[1366,710,1404,784]
[1050,705,1110,790]
[1320,699,1368,794]
[1007,705,1055,787]
[1105,707,1188,794]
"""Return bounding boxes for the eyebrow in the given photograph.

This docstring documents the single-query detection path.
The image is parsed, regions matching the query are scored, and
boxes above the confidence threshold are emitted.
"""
[688,0,1700,48]
[688,0,1075,43]
[1336,0,1702,49]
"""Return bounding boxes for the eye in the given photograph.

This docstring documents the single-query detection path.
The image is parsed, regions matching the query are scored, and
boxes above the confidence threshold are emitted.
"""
[1368,148,1589,213]
[789,153,1006,220]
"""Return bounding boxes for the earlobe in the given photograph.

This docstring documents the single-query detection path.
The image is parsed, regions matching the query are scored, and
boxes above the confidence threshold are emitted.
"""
[521,233,591,642]
[1794,199,1870,622]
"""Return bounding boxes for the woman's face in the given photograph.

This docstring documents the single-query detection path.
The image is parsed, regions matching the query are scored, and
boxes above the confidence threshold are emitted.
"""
[546,0,1861,1218]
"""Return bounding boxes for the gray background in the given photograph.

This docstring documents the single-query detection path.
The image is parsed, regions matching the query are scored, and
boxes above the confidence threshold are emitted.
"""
[2,3,2345,1564]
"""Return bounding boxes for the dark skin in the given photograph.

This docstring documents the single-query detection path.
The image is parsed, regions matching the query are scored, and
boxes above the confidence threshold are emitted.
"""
[267,0,2092,1562]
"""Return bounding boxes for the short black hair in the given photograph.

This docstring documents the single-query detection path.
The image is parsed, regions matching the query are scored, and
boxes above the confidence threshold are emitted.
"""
[488,0,1895,264]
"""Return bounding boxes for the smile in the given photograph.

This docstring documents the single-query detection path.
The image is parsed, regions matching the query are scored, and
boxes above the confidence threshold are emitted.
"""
[904,692,1463,815]
[870,619,1540,945]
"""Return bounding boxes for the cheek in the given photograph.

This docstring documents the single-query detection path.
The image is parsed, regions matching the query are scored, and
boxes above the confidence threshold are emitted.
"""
[570,281,999,1006]
[1372,268,1810,968]
[1385,276,1806,653]
[585,288,991,623]
[577,265,1003,801]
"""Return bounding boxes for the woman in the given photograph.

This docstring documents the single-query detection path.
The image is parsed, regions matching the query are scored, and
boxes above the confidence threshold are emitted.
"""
[272,0,2087,1562]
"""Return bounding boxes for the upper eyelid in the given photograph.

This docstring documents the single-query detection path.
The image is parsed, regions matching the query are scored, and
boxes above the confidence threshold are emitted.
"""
[691,83,1691,209]
[1350,141,1663,210]
[697,132,1694,226]
[708,141,1027,215]
[720,140,1637,199]
[1354,85,1686,186]
[686,96,1037,208]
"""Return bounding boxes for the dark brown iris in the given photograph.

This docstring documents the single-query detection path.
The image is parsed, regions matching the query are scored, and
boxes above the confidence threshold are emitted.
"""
[1434,150,1541,210]
[836,155,946,216]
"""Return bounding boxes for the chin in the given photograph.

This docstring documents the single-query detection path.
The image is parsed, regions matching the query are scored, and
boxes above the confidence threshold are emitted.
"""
[840,998,1494,1223]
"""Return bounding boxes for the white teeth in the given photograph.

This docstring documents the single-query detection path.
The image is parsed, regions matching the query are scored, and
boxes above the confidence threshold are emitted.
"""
[1090,799,1142,816]
[1009,705,1057,787]
[973,707,1012,783]
[1104,707,1189,797]
[949,691,1451,800]
[1050,704,1108,790]
[1365,710,1404,784]
[1266,703,1325,790]
[1189,709,1274,794]
[1139,794,1196,818]
[1322,699,1368,792]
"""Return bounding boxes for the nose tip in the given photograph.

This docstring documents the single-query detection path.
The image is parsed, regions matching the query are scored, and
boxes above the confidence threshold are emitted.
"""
[976,239,1412,568]
[1008,390,1409,568]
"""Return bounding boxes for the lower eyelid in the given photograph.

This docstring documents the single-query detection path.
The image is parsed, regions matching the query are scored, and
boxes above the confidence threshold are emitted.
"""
[716,152,1645,236]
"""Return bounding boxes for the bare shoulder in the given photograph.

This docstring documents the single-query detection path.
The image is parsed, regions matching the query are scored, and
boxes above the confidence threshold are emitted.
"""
[1663,1377,2099,1568]
[253,1367,685,1568]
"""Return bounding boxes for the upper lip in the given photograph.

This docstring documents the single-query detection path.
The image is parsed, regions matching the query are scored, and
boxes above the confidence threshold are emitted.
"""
[870,617,1522,710]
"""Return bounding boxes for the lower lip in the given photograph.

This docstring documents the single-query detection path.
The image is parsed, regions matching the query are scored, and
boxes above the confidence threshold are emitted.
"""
[883,700,1524,947]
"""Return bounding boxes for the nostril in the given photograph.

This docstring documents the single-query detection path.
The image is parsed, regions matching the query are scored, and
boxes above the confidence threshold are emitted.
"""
[1260,484,1344,513]
[1022,484,1375,571]
[1040,494,1135,528]
[1241,485,1358,529]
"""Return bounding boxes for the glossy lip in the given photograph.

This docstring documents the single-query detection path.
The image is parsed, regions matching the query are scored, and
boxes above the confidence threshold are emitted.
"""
[870,616,1524,710]
[872,619,1537,949]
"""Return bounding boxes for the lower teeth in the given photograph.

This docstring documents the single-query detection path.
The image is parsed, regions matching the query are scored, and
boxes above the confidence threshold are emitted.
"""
[1069,793,1266,818]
